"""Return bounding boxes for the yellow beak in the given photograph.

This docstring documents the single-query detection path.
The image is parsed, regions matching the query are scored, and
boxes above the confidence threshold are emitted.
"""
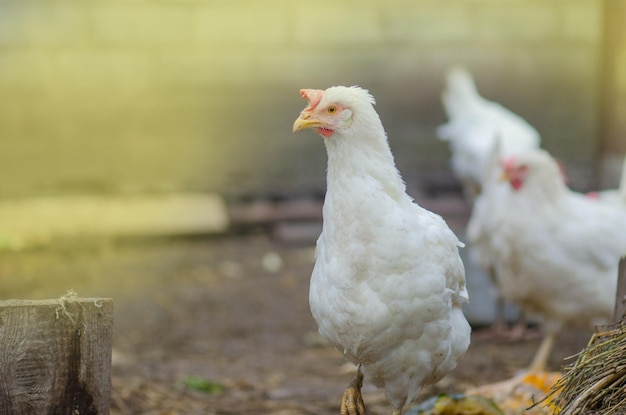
[499,170,510,182]
[292,115,325,133]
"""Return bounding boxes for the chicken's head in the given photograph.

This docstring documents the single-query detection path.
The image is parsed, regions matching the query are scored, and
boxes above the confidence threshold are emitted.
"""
[499,156,529,191]
[292,86,376,138]
[499,150,565,192]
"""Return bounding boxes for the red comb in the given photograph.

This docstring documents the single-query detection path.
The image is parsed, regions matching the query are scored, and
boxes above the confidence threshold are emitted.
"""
[499,156,518,170]
[299,89,324,109]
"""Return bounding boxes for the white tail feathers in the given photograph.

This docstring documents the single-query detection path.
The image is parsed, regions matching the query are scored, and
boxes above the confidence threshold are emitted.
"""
[441,66,481,120]
[485,131,504,182]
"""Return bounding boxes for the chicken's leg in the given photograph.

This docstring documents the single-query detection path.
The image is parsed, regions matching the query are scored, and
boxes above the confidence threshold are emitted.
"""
[340,365,366,415]
[528,331,557,372]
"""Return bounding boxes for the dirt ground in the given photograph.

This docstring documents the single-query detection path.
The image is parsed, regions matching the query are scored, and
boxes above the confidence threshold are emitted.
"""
[0,232,593,415]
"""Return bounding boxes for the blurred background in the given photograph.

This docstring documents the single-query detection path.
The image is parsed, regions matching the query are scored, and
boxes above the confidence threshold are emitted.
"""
[0,1,625,414]
[0,0,623,202]
[1,0,624,249]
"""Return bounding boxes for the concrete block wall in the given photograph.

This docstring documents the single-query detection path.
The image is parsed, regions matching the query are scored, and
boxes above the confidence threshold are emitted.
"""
[0,0,606,198]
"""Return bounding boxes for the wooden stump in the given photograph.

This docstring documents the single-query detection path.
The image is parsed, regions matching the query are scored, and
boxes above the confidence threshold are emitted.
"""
[0,297,113,415]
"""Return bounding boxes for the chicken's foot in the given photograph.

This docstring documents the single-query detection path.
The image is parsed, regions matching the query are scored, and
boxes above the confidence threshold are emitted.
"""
[340,364,366,415]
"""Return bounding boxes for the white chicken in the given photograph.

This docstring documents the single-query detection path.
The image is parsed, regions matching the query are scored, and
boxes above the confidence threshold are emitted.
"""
[477,148,626,371]
[293,86,471,415]
[437,67,540,199]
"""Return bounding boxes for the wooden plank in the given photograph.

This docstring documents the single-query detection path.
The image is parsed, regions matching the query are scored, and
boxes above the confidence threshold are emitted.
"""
[0,194,229,250]
[616,257,626,321]
[0,297,113,414]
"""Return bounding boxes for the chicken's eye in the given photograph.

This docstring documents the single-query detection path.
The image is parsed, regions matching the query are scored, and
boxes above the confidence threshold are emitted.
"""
[327,106,337,114]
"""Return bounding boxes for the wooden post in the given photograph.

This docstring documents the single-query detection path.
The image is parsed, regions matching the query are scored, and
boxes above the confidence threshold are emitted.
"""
[616,258,626,321]
[598,0,626,185]
[0,298,113,415]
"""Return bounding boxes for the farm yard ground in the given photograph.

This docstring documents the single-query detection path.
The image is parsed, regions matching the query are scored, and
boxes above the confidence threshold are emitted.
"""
[0,231,592,415]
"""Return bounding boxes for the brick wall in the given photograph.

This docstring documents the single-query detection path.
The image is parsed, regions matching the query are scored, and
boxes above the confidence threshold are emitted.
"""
[0,0,607,198]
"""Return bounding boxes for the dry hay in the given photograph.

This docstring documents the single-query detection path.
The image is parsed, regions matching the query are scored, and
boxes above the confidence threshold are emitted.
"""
[544,321,626,415]
[465,371,560,415]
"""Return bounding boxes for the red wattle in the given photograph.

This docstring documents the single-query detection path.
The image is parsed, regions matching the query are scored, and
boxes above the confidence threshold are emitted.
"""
[318,128,334,137]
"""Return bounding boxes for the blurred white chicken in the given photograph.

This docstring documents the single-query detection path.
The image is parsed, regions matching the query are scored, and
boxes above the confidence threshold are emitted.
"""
[293,86,471,415]
[437,67,540,200]
[473,148,626,371]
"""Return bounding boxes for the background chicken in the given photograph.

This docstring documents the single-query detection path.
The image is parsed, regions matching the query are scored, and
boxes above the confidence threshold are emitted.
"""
[476,148,626,372]
[437,67,541,200]
[293,86,471,415]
